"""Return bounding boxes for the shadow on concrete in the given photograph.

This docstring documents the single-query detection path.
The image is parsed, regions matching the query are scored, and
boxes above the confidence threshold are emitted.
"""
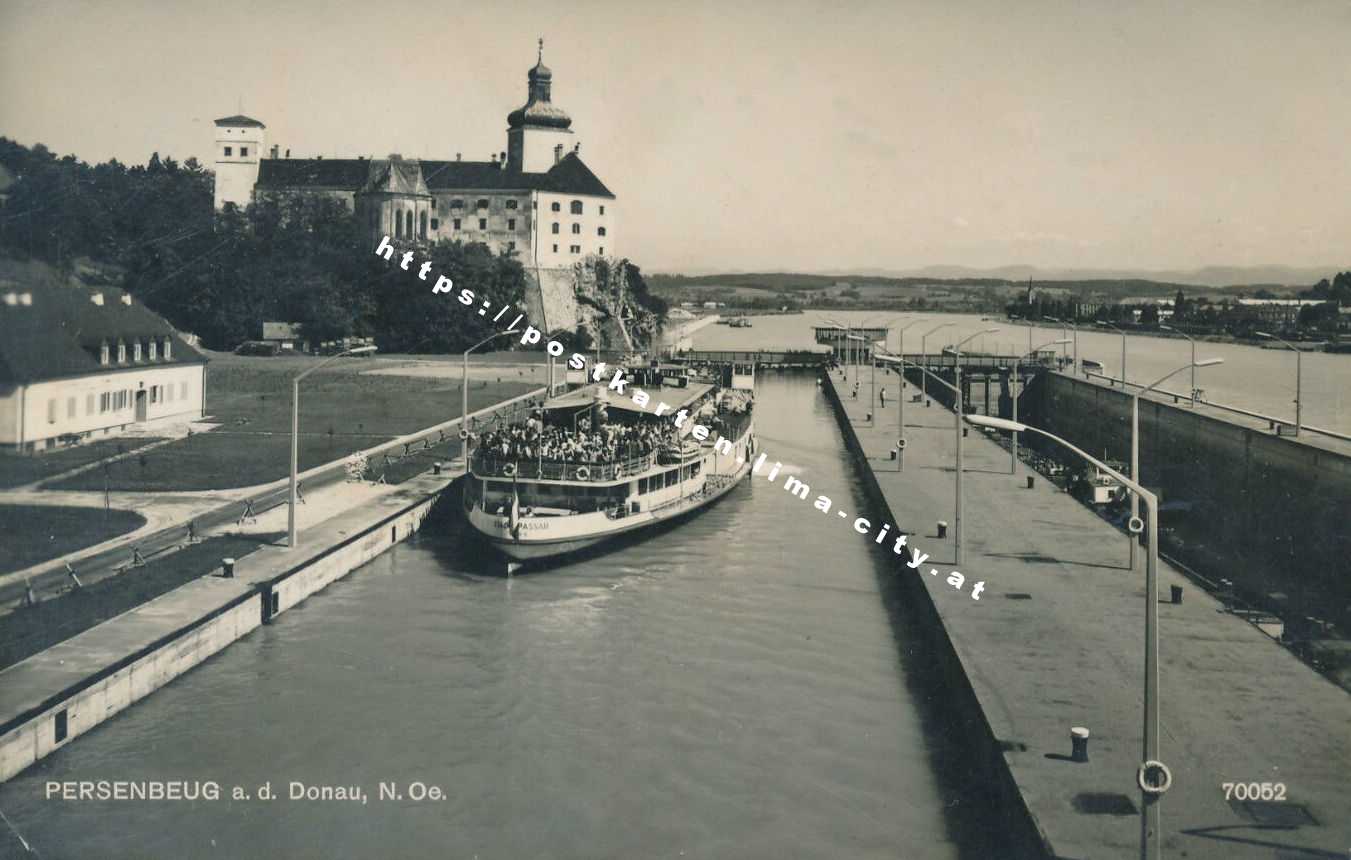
[984,551,1126,572]
[1178,825,1343,858]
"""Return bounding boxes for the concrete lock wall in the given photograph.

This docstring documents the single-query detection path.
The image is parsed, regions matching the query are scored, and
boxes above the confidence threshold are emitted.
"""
[0,594,260,782]
[1027,373,1351,625]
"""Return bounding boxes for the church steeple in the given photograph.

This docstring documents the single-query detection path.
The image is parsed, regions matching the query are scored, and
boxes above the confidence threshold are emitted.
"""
[506,39,575,172]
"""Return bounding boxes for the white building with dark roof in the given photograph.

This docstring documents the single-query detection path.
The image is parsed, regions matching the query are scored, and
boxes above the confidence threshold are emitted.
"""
[215,44,616,271]
[0,284,206,452]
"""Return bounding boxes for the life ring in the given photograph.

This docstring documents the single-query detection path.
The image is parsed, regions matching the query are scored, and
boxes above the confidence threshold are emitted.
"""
[1137,760,1172,795]
[459,429,470,440]
[575,465,591,480]
[502,462,517,477]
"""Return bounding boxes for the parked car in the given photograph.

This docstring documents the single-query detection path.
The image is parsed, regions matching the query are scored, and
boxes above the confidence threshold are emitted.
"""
[234,341,281,356]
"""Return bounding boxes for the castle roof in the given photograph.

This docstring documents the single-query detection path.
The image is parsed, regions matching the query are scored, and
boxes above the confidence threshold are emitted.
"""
[256,151,614,199]
[0,283,205,385]
[214,114,266,128]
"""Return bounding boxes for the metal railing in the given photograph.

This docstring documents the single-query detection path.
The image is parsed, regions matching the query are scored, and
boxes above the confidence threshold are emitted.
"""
[470,451,659,483]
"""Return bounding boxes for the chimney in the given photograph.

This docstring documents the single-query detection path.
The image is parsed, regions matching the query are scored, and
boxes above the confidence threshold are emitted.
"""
[91,292,104,306]
[499,151,506,166]
[270,144,279,158]
[491,153,498,164]
[19,293,31,306]
[554,144,564,164]
[574,143,580,154]
[455,152,461,161]
[120,293,132,306]
[285,148,291,157]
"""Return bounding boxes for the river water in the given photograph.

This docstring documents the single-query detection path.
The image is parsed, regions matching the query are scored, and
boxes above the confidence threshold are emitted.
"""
[0,374,1004,859]
[694,311,1350,437]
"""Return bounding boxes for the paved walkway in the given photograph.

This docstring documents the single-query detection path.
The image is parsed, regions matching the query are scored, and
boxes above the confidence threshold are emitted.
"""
[831,371,1351,859]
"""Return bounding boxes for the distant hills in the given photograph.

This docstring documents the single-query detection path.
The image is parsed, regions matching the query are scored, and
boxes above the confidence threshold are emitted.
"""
[654,264,1340,291]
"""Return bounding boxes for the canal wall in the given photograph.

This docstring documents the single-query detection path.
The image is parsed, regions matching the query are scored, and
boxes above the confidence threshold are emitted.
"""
[1025,372,1351,629]
[0,474,454,783]
[819,372,1050,858]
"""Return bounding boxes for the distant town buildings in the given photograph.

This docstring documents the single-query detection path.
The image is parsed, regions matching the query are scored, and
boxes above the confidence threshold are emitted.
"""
[212,43,616,271]
[0,283,206,452]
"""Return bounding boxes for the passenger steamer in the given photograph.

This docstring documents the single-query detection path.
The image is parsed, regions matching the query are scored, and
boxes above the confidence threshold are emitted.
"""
[464,363,756,565]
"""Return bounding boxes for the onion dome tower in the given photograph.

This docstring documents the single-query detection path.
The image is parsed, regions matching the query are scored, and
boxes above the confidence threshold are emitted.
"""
[505,39,575,173]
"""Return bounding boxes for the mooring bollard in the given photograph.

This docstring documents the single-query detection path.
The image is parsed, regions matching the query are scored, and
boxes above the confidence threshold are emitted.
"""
[432,461,442,475]
[1071,726,1090,763]
[962,427,969,437]
[936,521,948,539]
[925,399,932,407]
[865,411,872,422]
[221,558,235,578]
[1026,475,1035,489]
[1171,585,1183,604]
[889,449,897,460]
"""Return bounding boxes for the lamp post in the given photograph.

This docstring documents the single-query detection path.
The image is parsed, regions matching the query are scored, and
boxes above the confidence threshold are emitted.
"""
[1045,316,1078,375]
[823,317,851,383]
[951,328,998,565]
[920,323,953,402]
[290,344,378,550]
[1096,321,1129,388]
[895,319,923,437]
[1158,325,1197,407]
[1127,358,1224,570]
[1010,337,1071,474]
[462,329,522,466]
[1256,332,1302,436]
[964,413,1165,860]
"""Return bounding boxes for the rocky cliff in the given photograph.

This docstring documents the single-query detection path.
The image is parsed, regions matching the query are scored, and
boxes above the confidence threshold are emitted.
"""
[525,256,662,351]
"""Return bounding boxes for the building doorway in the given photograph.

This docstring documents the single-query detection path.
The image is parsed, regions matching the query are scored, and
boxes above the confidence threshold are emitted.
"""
[134,389,147,422]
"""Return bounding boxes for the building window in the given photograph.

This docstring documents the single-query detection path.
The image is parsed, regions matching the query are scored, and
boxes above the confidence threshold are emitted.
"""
[598,226,607,236]
[133,342,142,362]
[599,247,604,256]
[507,241,516,251]
[450,199,463,210]
[430,218,439,230]
[395,211,403,238]
[150,386,159,404]
[570,244,581,254]
[117,342,126,363]
[600,205,605,215]
[506,200,518,210]
[571,223,581,235]
[552,244,558,253]
[431,198,438,212]
[570,200,583,215]
[47,398,57,424]
[163,338,172,360]
[99,392,109,413]
[551,222,559,235]
[180,381,188,400]
[223,146,233,157]
[149,340,157,360]
[452,218,461,230]
[478,218,487,230]
[405,211,414,238]
[240,147,248,157]
[86,393,95,415]
[476,199,489,209]
[419,211,428,238]
[551,202,561,212]
[100,343,110,365]
[507,218,516,231]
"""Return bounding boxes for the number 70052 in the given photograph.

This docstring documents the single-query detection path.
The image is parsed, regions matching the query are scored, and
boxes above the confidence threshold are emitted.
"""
[1223,782,1285,801]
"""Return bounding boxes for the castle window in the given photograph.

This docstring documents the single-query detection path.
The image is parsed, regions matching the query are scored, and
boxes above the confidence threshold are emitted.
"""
[551,202,560,212]
[571,223,580,235]
[430,218,439,230]
[164,338,172,360]
[450,199,463,209]
[476,199,489,209]
[149,340,157,360]
[452,218,461,230]
[599,247,604,256]
[395,212,403,238]
[551,222,559,235]
[431,199,437,212]
[405,211,414,238]
[507,218,516,231]
[223,146,232,157]
[241,147,248,157]
[117,342,126,363]
[478,218,487,230]
[419,211,428,238]
[47,398,57,424]
[100,343,110,365]
[570,200,583,215]
[133,341,142,362]
[598,226,607,237]
[552,244,558,253]
[600,205,605,215]
[570,245,581,254]
[506,200,518,210]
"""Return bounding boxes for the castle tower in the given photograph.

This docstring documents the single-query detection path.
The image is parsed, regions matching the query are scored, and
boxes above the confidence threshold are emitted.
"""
[213,114,266,210]
[505,40,574,173]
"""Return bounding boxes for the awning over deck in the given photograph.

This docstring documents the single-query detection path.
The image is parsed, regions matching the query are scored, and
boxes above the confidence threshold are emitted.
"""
[542,382,715,416]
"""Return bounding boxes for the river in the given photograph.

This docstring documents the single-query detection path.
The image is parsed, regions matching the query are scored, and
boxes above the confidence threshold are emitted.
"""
[0,374,1006,859]
[693,311,1350,436]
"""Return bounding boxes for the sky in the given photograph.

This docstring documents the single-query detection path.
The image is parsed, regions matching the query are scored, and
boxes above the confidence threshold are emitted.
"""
[2,0,1348,275]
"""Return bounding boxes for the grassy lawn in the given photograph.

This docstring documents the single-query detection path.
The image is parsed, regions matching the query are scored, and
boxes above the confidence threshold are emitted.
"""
[0,437,166,490]
[0,535,267,671]
[46,352,537,491]
[0,505,148,576]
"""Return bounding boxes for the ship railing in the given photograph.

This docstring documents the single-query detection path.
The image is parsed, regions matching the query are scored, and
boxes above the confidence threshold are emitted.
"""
[470,451,658,482]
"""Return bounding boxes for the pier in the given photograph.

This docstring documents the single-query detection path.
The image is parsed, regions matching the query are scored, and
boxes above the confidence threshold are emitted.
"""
[821,369,1351,858]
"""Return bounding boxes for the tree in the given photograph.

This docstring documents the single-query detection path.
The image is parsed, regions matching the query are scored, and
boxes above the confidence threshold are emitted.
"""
[1174,289,1188,318]
[1140,304,1160,325]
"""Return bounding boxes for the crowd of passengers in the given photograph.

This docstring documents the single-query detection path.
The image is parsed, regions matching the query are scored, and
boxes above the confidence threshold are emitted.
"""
[477,415,675,466]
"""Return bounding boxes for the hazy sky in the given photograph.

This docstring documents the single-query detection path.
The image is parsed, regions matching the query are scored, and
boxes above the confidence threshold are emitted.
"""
[2,0,1348,274]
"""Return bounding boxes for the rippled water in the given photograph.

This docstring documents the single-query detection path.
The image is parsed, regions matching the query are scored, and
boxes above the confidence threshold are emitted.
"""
[0,375,1006,859]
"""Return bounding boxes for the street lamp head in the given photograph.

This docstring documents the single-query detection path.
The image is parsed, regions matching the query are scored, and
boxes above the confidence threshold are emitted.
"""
[1193,358,1223,368]
[965,414,1027,433]
[503,328,521,336]
[347,345,378,355]
[1255,331,1273,339]
[1159,324,1174,332]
